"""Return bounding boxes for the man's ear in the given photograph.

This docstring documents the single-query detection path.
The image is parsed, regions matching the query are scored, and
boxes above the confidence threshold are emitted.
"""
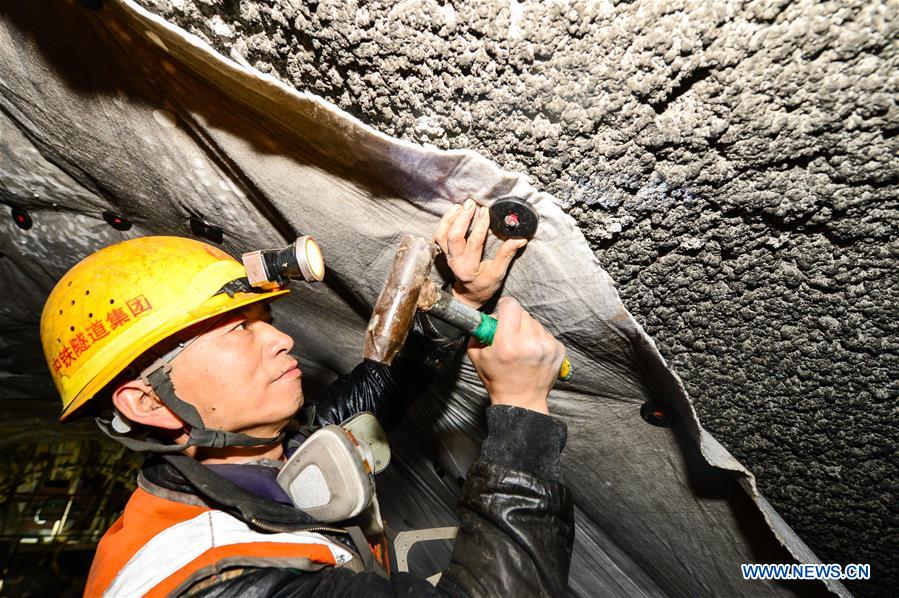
[111,378,184,430]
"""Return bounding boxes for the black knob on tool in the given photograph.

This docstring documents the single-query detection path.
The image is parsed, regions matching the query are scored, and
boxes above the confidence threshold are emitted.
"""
[488,196,539,239]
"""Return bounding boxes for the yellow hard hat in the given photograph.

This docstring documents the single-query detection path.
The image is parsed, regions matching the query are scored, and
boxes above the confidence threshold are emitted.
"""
[40,236,289,420]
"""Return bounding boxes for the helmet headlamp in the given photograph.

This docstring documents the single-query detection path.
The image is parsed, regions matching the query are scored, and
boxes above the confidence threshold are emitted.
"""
[242,235,325,290]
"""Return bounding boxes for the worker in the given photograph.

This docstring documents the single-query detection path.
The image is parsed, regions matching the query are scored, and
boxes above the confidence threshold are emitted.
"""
[40,200,573,597]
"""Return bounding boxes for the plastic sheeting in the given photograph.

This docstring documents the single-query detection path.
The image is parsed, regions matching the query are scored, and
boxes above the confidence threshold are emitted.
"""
[0,1,847,596]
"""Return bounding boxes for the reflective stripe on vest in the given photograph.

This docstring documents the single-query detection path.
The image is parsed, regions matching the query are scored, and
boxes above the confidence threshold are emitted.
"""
[103,509,353,597]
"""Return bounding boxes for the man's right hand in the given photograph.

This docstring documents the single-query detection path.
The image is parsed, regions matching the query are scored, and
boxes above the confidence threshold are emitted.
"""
[466,297,565,415]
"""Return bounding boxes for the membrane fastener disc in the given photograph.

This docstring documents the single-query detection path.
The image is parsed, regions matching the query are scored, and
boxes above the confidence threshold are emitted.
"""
[640,401,674,428]
[488,196,538,239]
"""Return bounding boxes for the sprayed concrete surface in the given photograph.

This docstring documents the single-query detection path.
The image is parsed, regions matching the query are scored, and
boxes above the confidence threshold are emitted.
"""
[133,0,897,594]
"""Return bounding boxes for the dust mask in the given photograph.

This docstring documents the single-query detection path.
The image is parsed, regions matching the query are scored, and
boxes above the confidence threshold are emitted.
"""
[276,412,390,523]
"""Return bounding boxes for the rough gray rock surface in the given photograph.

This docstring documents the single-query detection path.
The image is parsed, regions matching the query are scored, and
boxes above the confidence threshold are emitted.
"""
[135,0,898,595]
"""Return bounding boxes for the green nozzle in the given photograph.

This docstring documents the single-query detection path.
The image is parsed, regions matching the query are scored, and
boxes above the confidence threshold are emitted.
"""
[472,314,498,344]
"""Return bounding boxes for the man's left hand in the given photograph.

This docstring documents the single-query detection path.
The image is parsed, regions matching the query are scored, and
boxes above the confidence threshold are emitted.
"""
[434,198,528,309]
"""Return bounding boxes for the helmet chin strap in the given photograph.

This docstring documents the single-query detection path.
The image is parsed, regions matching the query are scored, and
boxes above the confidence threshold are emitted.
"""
[96,321,284,453]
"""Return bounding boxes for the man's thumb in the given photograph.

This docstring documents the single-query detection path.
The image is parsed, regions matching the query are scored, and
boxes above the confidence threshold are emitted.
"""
[495,239,528,271]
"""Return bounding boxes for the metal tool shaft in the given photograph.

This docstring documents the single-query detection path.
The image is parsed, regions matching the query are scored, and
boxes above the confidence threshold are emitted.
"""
[424,287,572,381]
[427,290,483,335]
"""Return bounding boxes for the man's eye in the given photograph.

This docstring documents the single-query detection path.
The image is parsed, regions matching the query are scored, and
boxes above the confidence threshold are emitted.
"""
[232,321,249,332]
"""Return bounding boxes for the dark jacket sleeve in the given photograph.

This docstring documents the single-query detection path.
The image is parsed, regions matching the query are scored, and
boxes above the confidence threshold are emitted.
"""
[186,406,574,598]
[310,313,467,431]
[435,406,573,597]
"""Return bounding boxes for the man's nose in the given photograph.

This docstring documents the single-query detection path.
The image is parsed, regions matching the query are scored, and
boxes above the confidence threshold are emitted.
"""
[264,322,294,355]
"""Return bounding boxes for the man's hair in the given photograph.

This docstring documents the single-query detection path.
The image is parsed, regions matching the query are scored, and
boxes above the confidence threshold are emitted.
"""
[74,332,185,421]
[78,352,154,420]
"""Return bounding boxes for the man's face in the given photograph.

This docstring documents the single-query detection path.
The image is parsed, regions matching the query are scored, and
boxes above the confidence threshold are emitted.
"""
[168,302,303,438]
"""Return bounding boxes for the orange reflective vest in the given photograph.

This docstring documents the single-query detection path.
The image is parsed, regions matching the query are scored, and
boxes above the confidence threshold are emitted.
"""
[84,487,354,597]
